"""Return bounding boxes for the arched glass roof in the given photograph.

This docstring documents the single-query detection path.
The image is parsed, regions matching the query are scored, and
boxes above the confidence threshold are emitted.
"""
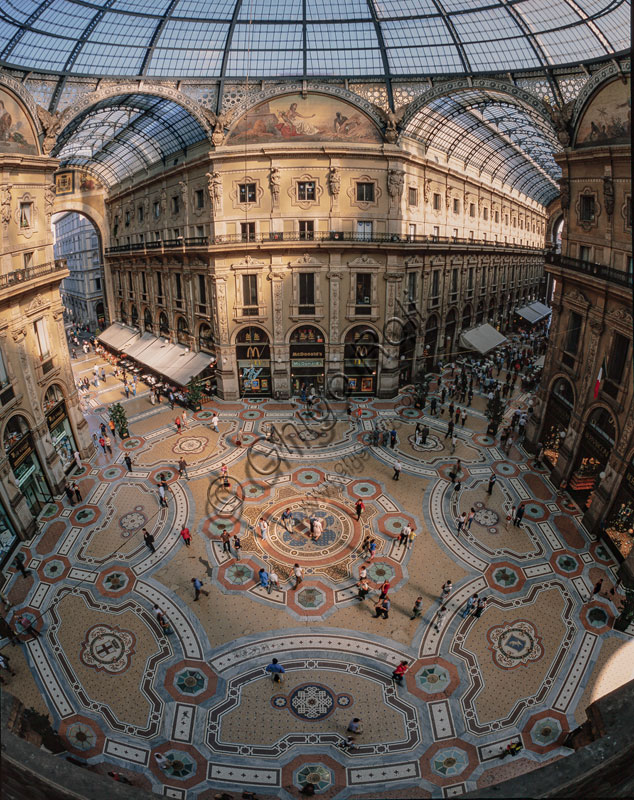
[0,0,629,79]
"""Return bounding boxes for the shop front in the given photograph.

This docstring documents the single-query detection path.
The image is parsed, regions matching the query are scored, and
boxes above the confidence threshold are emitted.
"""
[0,500,19,568]
[236,326,271,397]
[4,416,50,517]
[398,320,417,387]
[605,457,634,561]
[44,385,77,473]
[344,326,378,395]
[542,378,574,468]
[568,408,614,507]
[290,326,325,395]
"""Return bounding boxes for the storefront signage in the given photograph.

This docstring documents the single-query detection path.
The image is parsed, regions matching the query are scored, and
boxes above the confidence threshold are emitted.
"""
[545,394,571,428]
[8,435,34,470]
[581,427,612,461]
[290,348,324,359]
[291,359,324,368]
[46,401,67,431]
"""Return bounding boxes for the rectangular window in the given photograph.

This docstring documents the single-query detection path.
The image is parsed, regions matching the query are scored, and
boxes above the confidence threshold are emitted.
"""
[407,272,417,303]
[297,181,316,201]
[18,202,32,228]
[451,268,458,294]
[408,223,416,239]
[171,196,180,214]
[153,201,160,219]
[495,211,499,223]
[355,273,372,309]
[357,220,372,240]
[469,230,474,240]
[34,318,50,359]
[172,228,180,239]
[195,189,204,209]
[238,183,257,203]
[299,272,315,314]
[356,182,374,202]
[23,251,33,269]
[175,273,182,300]
[452,228,458,238]
[432,226,440,238]
[469,203,475,218]
[242,274,258,312]
[156,273,163,300]
[408,187,418,206]
[606,332,629,387]
[138,205,144,222]
[139,233,144,244]
[125,210,130,226]
[431,270,439,300]
[580,195,595,221]
[196,225,204,238]
[141,272,147,294]
[0,349,8,387]
[505,215,509,225]
[579,245,591,263]
[95,277,101,291]
[198,274,207,306]
[433,193,441,211]
[468,267,474,290]
[299,220,314,240]
[128,271,133,296]
[565,311,582,355]
[453,198,460,214]
[241,221,255,242]
[483,208,489,221]
[155,231,161,241]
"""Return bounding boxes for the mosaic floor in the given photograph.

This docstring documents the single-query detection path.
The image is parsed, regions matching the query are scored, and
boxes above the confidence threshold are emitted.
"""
[2,353,634,799]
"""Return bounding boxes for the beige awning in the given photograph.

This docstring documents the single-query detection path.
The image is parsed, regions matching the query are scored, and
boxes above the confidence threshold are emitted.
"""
[97,322,140,351]
[123,331,156,359]
[459,323,507,355]
[162,350,215,387]
[515,301,552,324]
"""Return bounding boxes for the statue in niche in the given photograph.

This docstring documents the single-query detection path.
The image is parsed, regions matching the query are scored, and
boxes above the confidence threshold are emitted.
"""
[206,171,222,211]
[559,178,570,210]
[1,184,12,230]
[160,188,167,213]
[328,167,340,198]
[269,168,281,205]
[178,181,188,210]
[603,176,614,216]
[387,169,404,201]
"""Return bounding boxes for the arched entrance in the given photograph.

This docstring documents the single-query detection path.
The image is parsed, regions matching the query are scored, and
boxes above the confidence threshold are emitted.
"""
[462,304,472,331]
[569,407,616,507]
[344,327,379,395]
[236,326,271,396]
[399,320,417,387]
[424,315,438,373]
[476,301,484,325]
[3,415,50,516]
[444,310,457,361]
[176,316,189,346]
[159,312,170,337]
[144,309,153,333]
[131,305,139,327]
[96,301,106,329]
[198,323,214,353]
[120,302,127,324]
[542,377,574,468]
[289,325,325,395]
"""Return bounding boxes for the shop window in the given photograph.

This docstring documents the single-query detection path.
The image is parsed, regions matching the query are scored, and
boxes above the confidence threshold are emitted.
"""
[43,384,63,414]
[3,415,30,454]
[199,323,214,353]
[238,183,257,204]
[453,198,460,214]
[144,309,153,332]
[299,273,315,315]
[297,181,316,201]
[355,273,372,314]
[564,311,582,356]
[241,221,255,242]
[195,189,204,209]
[553,377,574,408]
[242,274,258,315]
[356,182,374,203]
[131,305,139,327]
[433,193,441,211]
[34,318,50,361]
[580,195,595,221]
[408,187,418,206]
[299,220,314,240]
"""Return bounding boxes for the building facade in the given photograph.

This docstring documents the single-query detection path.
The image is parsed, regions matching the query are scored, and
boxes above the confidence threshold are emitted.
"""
[104,90,546,400]
[528,69,632,559]
[53,211,106,331]
[0,80,93,562]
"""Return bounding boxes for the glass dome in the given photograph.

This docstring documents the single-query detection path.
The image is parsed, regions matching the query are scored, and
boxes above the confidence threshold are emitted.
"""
[0,0,629,78]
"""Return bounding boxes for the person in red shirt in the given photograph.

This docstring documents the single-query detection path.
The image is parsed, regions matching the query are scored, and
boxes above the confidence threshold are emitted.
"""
[392,660,408,684]
[355,499,365,521]
[379,580,390,599]
[180,527,191,547]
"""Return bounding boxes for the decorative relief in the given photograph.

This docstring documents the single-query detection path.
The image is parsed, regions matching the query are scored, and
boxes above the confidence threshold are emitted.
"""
[1,184,11,231]
[206,171,222,214]
[374,105,408,143]
[201,108,230,147]
[270,168,281,208]
[603,176,614,217]
[35,105,63,155]
[575,187,600,231]
[387,169,404,205]
[178,180,188,211]
[543,99,575,147]
[44,182,55,226]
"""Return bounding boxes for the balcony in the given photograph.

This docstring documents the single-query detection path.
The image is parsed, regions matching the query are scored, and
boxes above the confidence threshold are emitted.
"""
[546,252,633,289]
[106,232,546,255]
[0,260,68,293]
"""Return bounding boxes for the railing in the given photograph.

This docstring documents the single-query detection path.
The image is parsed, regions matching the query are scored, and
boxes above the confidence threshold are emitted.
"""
[546,251,633,289]
[0,260,68,291]
[106,232,545,255]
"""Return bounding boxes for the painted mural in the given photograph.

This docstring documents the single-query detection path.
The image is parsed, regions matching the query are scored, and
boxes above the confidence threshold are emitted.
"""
[576,77,630,147]
[227,94,382,145]
[0,87,37,155]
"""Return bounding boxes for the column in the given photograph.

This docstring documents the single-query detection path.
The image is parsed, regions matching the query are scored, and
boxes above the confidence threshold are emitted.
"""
[268,268,288,399]
[378,270,403,398]
[211,274,238,400]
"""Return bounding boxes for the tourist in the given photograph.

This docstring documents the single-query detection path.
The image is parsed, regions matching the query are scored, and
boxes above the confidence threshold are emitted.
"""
[473,597,487,619]
[233,534,242,560]
[71,481,82,503]
[104,435,113,455]
[359,564,368,581]
[211,413,219,433]
[124,454,133,471]
[64,484,75,506]
[487,474,497,495]
[368,539,377,561]
[98,436,106,454]
[312,517,323,542]
[0,653,16,677]
[390,429,397,448]
[356,579,371,600]
[269,569,279,592]
[292,563,304,589]
[461,593,478,618]
[12,555,29,579]
[506,505,515,529]
[175,416,181,434]
[513,503,526,527]
[258,568,269,590]
[450,434,458,455]
[410,596,423,619]
[347,717,362,734]
[407,528,417,549]
[456,512,467,535]
[18,614,40,638]
[259,518,268,540]
[439,580,452,601]
[379,579,390,599]
[281,507,293,531]
[181,409,188,429]
[154,753,170,771]
[265,657,285,683]
[434,605,448,632]
[191,577,209,601]
[221,530,231,554]
[355,499,365,520]
[392,660,408,684]
[73,450,82,470]
[108,418,116,439]
[180,527,191,547]
[393,460,402,480]
[374,596,390,619]
[399,524,411,548]
[467,507,476,530]
[178,457,189,479]
[143,529,155,553]
[158,482,168,508]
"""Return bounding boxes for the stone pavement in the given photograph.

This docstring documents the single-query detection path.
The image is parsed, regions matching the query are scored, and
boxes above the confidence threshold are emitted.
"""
[1,354,633,799]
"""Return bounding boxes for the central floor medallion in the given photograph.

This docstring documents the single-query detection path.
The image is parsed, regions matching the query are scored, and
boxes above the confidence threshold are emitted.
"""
[271,683,351,720]
[80,624,136,674]
[488,620,543,669]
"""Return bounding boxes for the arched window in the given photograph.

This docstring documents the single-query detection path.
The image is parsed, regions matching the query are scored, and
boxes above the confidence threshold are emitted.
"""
[159,312,169,337]
[43,384,64,414]
[4,415,30,454]
[176,316,189,345]
[462,305,472,330]
[553,378,574,408]
[144,308,153,333]
[131,305,138,327]
[198,323,214,353]
[588,407,616,446]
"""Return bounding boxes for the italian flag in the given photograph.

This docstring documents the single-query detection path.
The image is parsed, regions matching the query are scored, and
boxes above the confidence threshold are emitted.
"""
[594,361,605,398]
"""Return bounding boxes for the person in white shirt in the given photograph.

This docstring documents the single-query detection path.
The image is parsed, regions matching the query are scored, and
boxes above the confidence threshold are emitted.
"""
[312,518,323,542]
[292,563,304,589]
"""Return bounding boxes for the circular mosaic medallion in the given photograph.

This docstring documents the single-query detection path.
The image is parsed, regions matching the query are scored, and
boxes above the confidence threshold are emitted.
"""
[529,716,563,746]
[474,508,499,527]
[431,746,469,777]
[103,571,129,592]
[119,509,146,534]
[225,564,254,585]
[175,669,207,696]
[80,624,136,674]
[162,751,196,779]
[408,434,444,452]
[296,763,332,792]
[417,665,451,694]
[173,436,208,455]
[489,620,543,669]
[288,684,336,720]
[42,559,66,580]
[65,722,97,751]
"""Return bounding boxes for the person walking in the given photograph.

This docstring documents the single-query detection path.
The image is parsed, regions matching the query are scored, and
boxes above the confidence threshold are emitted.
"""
[18,614,40,638]
[450,434,458,455]
[265,658,286,683]
[390,429,397,449]
[379,580,390,599]
[359,564,368,581]
[456,512,467,536]
[292,563,304,589]
[410,596,423,619]
[124,454,133,471]
[281,508,293,531]
[399,524,411,548]
[356,579,371,600]
[407,528,417,550]
[178,457,189,479]
[191,577,209,601]
[12,554,30,578]
[181,409,188,430]
[154,753,170,771]
[355,499,365,521]
[180,527,192,547]
[312,517,323,542]
[175,417,182,434]
[374,596,390,619]
[269,569,279,592]
[169,391,175,410]
[211,413,219,433]
[124,384,130,399]
[158,482,168,508]
[259,519,268,540]
[108,418,117,440]
[487,474,497,495]
[506,505,516,529]
[439,579,453,602]
[392,660,409,685]
[233,534,242,560]
[71,481,82,503]
[64,484,75,506]
[104,435,113,455]
[467,507,476,530]
[258,568,270,590]
[461,409,467,427]
[368,539,377,561]
[473,597,487,619]
[347,717,362,735]
[221,530,232,554]
[461,593,478,618]
[143,529,156,553]
[0,653,16,678]
[513,503,526,527]
[393,460,402,481]
[434,605,448,632]
[73,450,82,471]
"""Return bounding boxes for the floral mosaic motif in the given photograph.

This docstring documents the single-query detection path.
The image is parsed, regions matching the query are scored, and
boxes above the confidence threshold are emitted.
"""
[119,507,146,535]
[417,665,450,694]
[529,717,563,746]
[173,436,208,455]
[367,562,395,583]
[79,624,136,674]
[381,515,411,534]
[408,434,443,452]
[287,511,337,548]
[297,588,325,609]
[175,669,207,696]
[431,746,469,777]
[66,722,97,751]
[295,470,322,485]
[121,438,141,450]
[41,503,58,519]
[76,508,96,523]
[493,567,519,587]
[103,468,120,479]
[103,571,129,591]
[556,554,579,573]
[225,564,253,585]
[296,763,332,791]
[587,607,609,627]
[474,508,499,527]
[288,684,336,720]
[42,559,65,579]
[489,620,543,669]
[163,751,196,779]
[244,483,267,498]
